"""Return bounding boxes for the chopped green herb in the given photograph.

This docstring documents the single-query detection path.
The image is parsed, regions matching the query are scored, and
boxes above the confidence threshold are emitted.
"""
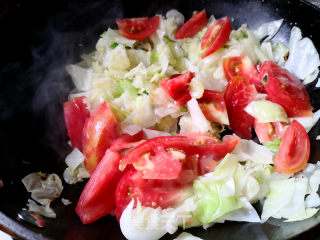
[142,89,149,95]
[110,42,119,49]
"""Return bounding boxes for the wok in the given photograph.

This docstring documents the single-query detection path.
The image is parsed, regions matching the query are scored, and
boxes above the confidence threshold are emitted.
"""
[0,0,320,239]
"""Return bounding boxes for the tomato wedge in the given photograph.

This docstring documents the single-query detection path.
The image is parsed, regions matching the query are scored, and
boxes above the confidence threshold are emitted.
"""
[274,120,310,174]
[260,61,313,117]
[160,71,195,105]
[253,120,287,144]
[198,90,228,124]
[224,76,257,139]
[175,10,207,39]
[223,56,265,93]
[116,16,160,40]
[201,16,232,58]
[223,56,242,81]
[119,134,240,178]
[83,101,120,174]
[76,150,124,224]
[63,96,90,151]
[115,169,190,221]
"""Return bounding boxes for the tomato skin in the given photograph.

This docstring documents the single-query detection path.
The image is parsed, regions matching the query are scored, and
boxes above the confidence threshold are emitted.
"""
[224,76,257,139]
[160,71,195,105]
[83,101,120,174]
[223,56,265,93]
[76,150,124,224]
[63,97,90,151]
[175,10,207,39]
[116,16,160,40]
[201,16,232,58]
[260,61,312,117]
[274,120,310,174]
[198,90,228,124]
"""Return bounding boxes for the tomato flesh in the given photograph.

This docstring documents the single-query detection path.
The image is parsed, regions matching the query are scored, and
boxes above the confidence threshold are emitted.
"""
[201,16,232,58]
[83,101,120,174]
[274,120,310,174]
[63,97,90,151]
[119,134,239,178]
[224,76,257,139]
[254,120,287,144]
[76,150,124,224]
[223,56,265,93]
[175,10,207,39]
[116,16,160,40]
[198,90,228,124]
[160,71,195,105]
[115,169,189,221]
[260,61,312,117]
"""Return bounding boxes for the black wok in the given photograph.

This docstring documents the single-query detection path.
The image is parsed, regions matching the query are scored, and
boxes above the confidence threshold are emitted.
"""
[1,0,320,239]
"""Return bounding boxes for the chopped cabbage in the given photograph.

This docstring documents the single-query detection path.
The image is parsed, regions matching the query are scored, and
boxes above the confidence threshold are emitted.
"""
[66,65,92,91]
[192,154,261,224]
[120,197,197,240]
[263,138,281,154]
[22,172,63,205]
[166,9,185,28]
[102,44,131,71]
[27,199,56,218]
[174,232,203,240]
[290,109,320,132]
[261,174,319,223]
[284,27,320,80]
[63,148,90,184]
[233,139,274,165]
[100,28,136,47]
[244,100,289,123]
[143,128,171,139]
[186,98,212,133]
[61,198,72,206]
[190,77,204,99]
[253,19,283,40]
[271,40,289,66]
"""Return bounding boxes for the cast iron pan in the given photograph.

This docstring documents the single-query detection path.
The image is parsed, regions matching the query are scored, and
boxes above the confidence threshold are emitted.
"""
[1,0,320,239]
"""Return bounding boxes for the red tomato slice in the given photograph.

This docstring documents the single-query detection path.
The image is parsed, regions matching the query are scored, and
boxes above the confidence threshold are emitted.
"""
[223,56,242,81]
[116,16,160,40]
[224,76,257,139]
[63,97,90,151]
[201,16,232,58]
[160,71,195,105]
[109,131,145,153]
[76,150,124,224]
[119,136,189,179]
[119,134,239,178]
[198,90,228,124]
[253,120,287,143]
[187,135,240,158]
[223,56,265,93]
[274,120,310,174]
[115,169,189,221]
[175,10,207,39]
[83,101,120,174]
[260,61,313,117]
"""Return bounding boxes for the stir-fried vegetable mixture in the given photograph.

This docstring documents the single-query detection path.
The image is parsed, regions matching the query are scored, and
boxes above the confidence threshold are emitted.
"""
[22,8,320,240]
